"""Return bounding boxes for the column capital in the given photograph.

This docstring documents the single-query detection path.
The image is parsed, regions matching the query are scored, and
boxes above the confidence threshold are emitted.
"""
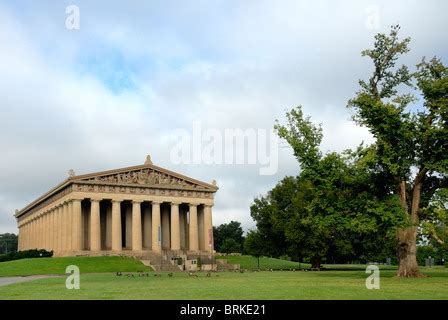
[151,200,162,205]
[111,199,122,204]
[171,201,182,206]
[189,203,199,208]
[203,204,214,208]
[90,197,102,202]
[132,199,143,204]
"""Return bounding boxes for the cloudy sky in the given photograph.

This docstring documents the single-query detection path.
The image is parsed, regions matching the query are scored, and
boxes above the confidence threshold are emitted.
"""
[1,0,447,234]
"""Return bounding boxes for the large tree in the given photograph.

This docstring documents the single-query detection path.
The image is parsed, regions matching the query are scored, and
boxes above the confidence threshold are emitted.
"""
[248,108,404,268]
[348,25,448,277]
[213,221,244,253]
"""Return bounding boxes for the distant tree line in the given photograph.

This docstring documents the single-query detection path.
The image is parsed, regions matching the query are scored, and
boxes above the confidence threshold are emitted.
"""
[0,233,18,254]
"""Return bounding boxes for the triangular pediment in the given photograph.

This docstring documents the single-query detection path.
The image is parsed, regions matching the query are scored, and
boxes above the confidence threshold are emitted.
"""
[70,164,218,191]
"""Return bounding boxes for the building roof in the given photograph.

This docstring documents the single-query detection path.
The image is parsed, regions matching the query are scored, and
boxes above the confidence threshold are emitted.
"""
[15,157,218,218]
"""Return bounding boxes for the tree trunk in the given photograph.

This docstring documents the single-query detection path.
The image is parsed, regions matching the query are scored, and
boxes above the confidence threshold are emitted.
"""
[311,256,321,269]
[396,226,420,277]
[396,177,425,277]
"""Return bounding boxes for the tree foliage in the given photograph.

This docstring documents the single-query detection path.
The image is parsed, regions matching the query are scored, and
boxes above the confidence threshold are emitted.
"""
[213,221,244,253]
[348,25,448,277]
[247,26,447,274]
[249,106,406,268]
[0,233,18,254]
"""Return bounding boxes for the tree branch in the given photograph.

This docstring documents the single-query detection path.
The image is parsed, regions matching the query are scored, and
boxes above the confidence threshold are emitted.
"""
[430,231,445,245]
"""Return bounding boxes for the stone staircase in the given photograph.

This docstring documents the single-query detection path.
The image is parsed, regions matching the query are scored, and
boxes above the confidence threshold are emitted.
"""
[138,251,182,272]
[216,258,240,271]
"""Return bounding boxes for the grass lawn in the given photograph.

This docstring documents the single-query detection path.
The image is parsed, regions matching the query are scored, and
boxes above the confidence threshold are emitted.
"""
[217,255,311,270]
[216,255,397,271]
[0,268,447,300]
[1,256,446,299]
[0,256,151,277]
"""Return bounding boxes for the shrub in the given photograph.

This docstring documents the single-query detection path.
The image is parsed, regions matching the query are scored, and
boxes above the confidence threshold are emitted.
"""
[0,249,53,262]
[416,246,437,266]
[279,255,291,261]
[220,238,242,254]
[197,256,202,269]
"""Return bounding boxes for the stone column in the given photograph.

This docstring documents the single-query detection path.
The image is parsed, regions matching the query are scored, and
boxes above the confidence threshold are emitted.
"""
[40,214,45,250]
[38,216,42,249]
[162,205,170,249]
[125,206,132,248]
[43,213,48,250]
[27,222,31,250]
[20,225,24,250]
[170,202,180,250]
[38,217,41,249]
[198,207,204,250]
[62,203,69,252]
[48,209,55,251]
[24,223,27,250]
[72,199,82,251]
[58,206,64,252]
[151,201,161,252]
[56,207,61,253]
[203,205,213,252]
[189,204,199,251]
[179,208,186,249]
[46,211,51,251]
[66,201,72,251]
[143,205,152,249]
[111,200,122,252]
[90,199,101,252]
[46,212,51,250]
[35,216,39,249]
[59,204,64,252]
[34,218,38,249]
[30,220,34,249]
[28,222,31,249]
[26,223,29,250]
[54,208,59,251]
[37,217,41,249]
[106,205,112,249]
[132,200,143,251]
[32,219,37,249]
[56,207,61,252]
[27,222,30,250]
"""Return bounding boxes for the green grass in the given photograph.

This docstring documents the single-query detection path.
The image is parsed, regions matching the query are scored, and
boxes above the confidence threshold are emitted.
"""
[322,264,397,270]
[217,255,311,270]
[1,268,447,300]
[217,255,400,271]
[0,256,151,277]
[1,255,446,300]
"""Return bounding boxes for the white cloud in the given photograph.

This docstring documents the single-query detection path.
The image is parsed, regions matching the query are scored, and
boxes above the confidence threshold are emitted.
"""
[0,1,447,234]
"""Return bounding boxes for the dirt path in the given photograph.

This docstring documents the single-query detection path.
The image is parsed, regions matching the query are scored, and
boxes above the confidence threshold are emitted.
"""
[0,275,61,287]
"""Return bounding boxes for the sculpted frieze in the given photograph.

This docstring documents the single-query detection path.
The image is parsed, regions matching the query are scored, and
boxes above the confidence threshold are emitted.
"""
[84,169,203,189]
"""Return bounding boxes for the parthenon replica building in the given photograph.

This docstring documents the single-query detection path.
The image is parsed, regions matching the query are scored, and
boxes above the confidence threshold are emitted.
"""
[15,156,218,258]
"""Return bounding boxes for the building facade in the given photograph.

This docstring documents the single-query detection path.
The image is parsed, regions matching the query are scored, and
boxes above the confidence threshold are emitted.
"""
[15,156,218,257]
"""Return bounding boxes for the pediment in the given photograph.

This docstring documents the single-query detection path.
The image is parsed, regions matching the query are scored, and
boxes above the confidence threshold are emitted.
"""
[70,164,218,192]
